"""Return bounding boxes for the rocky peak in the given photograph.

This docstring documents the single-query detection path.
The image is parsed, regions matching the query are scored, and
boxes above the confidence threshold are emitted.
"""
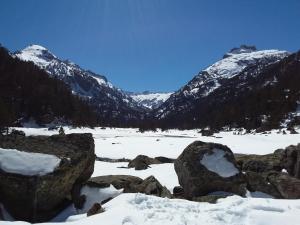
[223,45,257,58]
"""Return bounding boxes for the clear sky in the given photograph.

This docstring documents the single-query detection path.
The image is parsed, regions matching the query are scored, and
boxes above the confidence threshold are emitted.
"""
[0,0,299,92]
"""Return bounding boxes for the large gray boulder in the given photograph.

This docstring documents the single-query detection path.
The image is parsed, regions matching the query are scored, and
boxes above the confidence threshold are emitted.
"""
[174,141,246,199]
[0,133,95,222]
[281,144,300,179]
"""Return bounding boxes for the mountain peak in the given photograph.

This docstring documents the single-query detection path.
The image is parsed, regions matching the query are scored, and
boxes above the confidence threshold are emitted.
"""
[16,44,57,67]
[223,45,257,58]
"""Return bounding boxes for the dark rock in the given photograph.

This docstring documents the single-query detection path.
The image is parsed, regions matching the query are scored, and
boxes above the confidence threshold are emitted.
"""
[281,144,300,178]
[268,172,300,199]
[10,129,25,136]
[124,176,172,198]
[174,141,246,199]
[154,156,175,163]
[235,151,283,173]
[128,155,160,170]
[87,203,104,217]
[88,175,171,198]
[245,172,282,198]
[173,186,184,198]
[0,133,95,222]
[200,129,214,136]
[88,175,143,190]
[289,128,298,134]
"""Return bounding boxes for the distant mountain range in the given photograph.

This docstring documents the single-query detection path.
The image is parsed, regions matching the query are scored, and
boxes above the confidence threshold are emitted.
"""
[127,91,173,109]
[15,45,147,127]
[2,44,299,131]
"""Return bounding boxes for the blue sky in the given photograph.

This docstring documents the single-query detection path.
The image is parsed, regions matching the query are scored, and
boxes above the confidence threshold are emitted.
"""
[0,0,299,92]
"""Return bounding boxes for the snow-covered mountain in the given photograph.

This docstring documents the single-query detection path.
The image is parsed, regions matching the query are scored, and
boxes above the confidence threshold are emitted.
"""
[15,45,146,126]
[152,45,300,131]
[155,45,290,119]
[128,91,173,109]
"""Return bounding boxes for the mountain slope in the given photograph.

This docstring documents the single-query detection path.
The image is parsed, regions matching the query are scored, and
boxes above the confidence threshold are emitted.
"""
[0,46,97,128]
[128,91,173,109]
[154,45,300,130]
[15,45,146,127]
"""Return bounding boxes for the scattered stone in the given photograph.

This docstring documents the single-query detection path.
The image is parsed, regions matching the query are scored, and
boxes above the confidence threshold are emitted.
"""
[87,203,104,217]
[0,133,95,222]
[128,155,159,170]
[173,186,184,198]
[10,129,25,136]
[124,176,172,198]
[174,141,246,199]
[128,155,175,170]
[88,175,143,190]
[154,156,175,163]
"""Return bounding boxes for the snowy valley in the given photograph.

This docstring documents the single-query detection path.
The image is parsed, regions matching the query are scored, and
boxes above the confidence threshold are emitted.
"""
[1,127,300,225]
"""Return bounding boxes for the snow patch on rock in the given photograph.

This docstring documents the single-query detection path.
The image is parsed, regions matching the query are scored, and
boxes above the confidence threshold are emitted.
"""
[200,148,239,177]
[0,148,61,176]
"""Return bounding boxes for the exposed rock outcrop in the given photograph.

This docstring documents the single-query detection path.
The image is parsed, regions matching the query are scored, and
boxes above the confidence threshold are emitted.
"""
[88,175,172,198]
[0,133,95,222]
[174,141,246,199]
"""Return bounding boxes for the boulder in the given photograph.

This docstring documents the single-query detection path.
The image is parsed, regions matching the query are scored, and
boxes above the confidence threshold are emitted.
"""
[128,155,160,170]
[87,203,104,217]
[87,175,143,190]
[124,176,172,198]
[173,186,184,198]
[267,172,300,199]
[235,150,283,173]
[88,175,172,198]
[245,171,282,198]
[281,144,300,178]
[174,141,246,199]
[0,133,95,222]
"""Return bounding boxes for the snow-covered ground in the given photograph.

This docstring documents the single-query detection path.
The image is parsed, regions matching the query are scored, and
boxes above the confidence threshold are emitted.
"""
[1,127,300,225]
[16,127,300,158]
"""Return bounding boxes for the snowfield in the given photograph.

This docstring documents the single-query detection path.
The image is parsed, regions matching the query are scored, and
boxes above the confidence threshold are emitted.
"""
[2,194,300,225]
[1,127,300,224]
[16,127,300,158]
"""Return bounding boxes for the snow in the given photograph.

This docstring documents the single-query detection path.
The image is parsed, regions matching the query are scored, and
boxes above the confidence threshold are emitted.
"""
[15,127,300,158]
[2,193,300,225]
[15,45,57,68]
[204,50,288,80]
[130,92,173,109]
[0,148,61,176]
[1,127,300,224]
[200,148,239,177]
